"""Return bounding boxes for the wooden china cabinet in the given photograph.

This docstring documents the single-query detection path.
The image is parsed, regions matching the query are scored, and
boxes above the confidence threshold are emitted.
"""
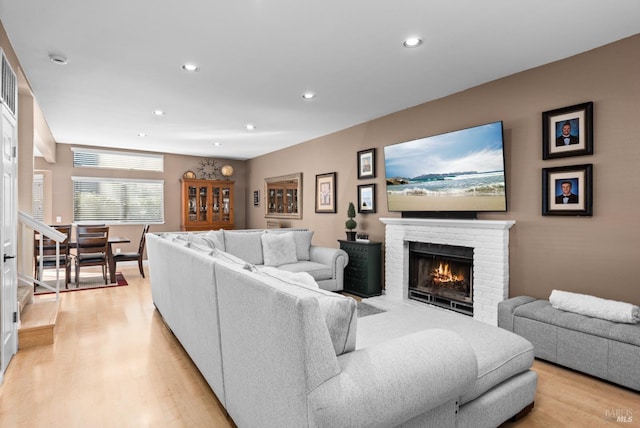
[180,179,235,231]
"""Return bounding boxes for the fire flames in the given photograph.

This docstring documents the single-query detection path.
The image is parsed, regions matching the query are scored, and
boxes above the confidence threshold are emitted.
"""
[431,262,464,284]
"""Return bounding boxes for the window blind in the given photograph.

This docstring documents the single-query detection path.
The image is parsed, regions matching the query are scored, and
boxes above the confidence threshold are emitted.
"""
[71,147,164,172]
[72,177,164,224]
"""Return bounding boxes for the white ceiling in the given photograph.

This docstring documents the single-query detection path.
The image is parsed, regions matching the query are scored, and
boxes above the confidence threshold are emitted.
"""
[1,1,639,160]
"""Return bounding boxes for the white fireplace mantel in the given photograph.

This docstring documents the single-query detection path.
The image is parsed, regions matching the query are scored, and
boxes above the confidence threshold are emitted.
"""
[380,217,515,325]
[380,217,515,230]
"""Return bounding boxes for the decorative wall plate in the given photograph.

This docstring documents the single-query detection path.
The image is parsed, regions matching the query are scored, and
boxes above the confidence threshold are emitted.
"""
[183,170,196,179]
[198,158,220,179]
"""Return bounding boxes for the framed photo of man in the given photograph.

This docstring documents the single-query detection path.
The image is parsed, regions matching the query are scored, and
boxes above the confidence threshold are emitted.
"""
[315,172,337,213]
[542,101,593,160]
[542,164,593,216]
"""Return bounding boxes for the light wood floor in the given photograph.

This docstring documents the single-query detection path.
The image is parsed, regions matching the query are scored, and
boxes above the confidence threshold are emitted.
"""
[0,265,637,427]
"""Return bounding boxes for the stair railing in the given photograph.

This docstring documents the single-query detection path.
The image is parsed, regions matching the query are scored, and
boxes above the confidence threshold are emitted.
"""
[18,211,66,300]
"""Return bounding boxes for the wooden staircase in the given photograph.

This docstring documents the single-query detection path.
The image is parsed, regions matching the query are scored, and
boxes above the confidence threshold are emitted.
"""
[17,284,59,348]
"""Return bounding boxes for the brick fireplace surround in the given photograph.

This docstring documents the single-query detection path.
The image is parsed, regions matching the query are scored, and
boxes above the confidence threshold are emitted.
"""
[380,218,515,326]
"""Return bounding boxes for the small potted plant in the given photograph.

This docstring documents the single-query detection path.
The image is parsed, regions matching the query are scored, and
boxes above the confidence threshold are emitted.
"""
[345,202,357,241]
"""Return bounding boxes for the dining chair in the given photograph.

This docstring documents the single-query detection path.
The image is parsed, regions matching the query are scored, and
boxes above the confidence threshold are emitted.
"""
[34,224,73,289]
[75,225,110,286]
[112,224,150,278]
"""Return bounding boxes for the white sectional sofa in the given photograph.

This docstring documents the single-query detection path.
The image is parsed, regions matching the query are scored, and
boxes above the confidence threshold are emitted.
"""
[147,231,538,427]
[165,228,348,291]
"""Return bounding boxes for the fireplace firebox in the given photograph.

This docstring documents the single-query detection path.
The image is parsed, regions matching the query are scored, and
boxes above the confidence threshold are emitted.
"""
[408,242,473,316]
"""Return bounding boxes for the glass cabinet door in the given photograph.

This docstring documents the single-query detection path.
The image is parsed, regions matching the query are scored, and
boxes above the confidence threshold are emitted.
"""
[275,189,284,212]
[210,184,231,223]
[222,186,231,222]
[212,187,221,222]
[288,189,298,213]
[188,185,198,222]
[268,189,276,213]
[198,185,208,222]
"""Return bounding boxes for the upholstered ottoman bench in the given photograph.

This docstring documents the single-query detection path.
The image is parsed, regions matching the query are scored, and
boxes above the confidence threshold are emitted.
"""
[498,295,640,391]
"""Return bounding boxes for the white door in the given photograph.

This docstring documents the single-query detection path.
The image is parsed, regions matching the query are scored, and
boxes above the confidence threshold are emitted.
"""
[0,105,17,381]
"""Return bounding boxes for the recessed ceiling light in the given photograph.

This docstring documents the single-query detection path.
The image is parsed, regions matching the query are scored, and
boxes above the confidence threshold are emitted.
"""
[403,37,423,48]
[302,92,316,100]
[49,54,68,65]
[246,124,256,131]
[182,63,200,72]
[213,141,221,146]
[152,109,165,116]
[138,132,147,137]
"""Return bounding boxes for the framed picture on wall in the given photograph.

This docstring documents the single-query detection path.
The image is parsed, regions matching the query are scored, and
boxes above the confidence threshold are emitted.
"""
[542,164,593,216]
[357,148,376,179]
[315,172,337,213]
[542,101,593,159]
[357,184,376,213]
[253,190,259,207]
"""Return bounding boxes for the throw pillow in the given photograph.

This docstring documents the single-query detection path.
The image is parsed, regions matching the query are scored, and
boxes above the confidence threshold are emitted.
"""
[550,289,640,324]
[316,295,357,355]
[261,232,298,266]
[266,229,313,261]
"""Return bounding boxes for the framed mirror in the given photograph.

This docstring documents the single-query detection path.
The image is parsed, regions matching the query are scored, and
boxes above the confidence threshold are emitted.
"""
[265,173,302,219]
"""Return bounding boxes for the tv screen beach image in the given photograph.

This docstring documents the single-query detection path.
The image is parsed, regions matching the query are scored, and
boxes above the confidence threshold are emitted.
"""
[384,122,506,212]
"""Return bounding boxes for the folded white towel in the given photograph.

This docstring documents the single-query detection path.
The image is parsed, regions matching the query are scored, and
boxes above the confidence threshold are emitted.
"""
[549,290,640,324]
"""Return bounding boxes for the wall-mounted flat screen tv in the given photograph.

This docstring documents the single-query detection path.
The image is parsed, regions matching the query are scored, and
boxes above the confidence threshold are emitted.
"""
[383,121,507,215]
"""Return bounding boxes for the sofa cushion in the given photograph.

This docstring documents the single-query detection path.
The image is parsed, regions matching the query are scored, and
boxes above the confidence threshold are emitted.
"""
[609,323,640,347]
[163,232,188,242]
[293,231,313,261]
[204,230,225,250]
[208,248,254,270]
[189,242,214,255]
[278,261,333,281]
[356,304,534,405]
[248,266,357,355]
[223,230,264,265]
[172,238,189,247]
[261,232,298,266]
[188,233,217,250]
